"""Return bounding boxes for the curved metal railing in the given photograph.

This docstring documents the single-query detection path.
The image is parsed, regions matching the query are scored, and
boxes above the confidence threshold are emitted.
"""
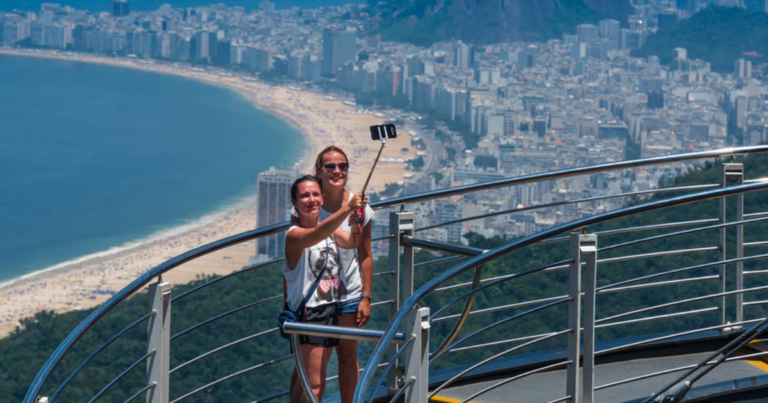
[357,180,768,403]
[22,145,768,403]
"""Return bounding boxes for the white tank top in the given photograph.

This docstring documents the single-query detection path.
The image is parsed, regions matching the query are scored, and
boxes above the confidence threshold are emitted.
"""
[282,226,344,310]
[318,193,374,302]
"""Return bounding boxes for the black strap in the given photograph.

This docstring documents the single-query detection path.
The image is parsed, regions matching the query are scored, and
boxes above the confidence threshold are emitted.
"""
[297,238,329,312]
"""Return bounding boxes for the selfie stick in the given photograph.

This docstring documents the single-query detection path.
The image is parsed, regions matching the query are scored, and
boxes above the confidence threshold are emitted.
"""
[361,128,389,193]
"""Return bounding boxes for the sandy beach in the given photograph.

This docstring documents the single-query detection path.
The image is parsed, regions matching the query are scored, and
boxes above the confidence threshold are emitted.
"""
[0,48,418,337]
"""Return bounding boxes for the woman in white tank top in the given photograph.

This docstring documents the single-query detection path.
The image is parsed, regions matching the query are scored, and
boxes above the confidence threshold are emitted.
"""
[312,146,375,403]
[284,175,366,403]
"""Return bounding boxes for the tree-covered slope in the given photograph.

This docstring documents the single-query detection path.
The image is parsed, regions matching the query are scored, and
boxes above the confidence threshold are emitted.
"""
[369,0,632,46]
[634,6,768,73]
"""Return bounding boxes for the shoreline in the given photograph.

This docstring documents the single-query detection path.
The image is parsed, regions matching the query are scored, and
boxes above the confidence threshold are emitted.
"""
[0,48,417,337]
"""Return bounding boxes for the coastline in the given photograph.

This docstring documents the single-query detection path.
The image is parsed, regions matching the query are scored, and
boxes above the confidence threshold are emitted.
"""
[0,48,417,337]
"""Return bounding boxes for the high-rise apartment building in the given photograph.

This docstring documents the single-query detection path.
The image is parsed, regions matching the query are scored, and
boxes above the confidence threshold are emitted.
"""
[647,90,664,109]
[454,41,475,69]
[256,167,294,258]
[112,0,130,17]
[322,27,356,77]
[598,19,619,39]
[735,58,752,79]
[576,24,598,44]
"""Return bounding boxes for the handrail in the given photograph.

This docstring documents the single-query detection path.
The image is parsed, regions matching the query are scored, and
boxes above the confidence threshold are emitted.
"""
[354,181,768,402]
[25,146,768,403]
[371,146,768,208]
[24,222,290,403]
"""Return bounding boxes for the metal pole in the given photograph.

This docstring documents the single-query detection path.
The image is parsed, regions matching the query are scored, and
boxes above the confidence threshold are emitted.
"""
[725,164,745,323]
[399,212,416,302]
[146,282,171,403]
[580,235,598,403]
[401,307,430,403]
[566,233,583,403]
[718,164,728,325]
[387,212,414,387]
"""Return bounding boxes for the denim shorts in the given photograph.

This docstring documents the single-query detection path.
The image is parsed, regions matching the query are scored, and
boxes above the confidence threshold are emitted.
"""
[337,297,361,316]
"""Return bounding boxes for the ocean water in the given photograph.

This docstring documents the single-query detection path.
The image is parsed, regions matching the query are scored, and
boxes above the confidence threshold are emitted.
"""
[1,0,365,12]
[0,54,304,283]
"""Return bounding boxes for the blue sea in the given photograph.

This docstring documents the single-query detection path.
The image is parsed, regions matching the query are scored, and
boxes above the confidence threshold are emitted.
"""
[0,0,365,12]
[0,54,304,283]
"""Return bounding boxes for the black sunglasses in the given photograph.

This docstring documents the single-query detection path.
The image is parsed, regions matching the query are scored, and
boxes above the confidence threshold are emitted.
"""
[323,163,349,172]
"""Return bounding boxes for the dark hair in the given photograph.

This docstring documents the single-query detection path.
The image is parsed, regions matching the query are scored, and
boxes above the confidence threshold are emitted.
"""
[314,146,349,176]
[290,175,323,200]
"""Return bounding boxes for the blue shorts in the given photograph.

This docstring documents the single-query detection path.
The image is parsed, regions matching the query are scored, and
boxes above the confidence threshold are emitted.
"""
[337,297,361,316]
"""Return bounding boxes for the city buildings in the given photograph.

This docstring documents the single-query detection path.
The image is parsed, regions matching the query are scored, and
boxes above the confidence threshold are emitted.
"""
[3,0,764,247]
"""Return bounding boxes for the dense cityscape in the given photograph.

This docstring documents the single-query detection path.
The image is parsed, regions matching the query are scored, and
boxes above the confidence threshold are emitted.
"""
[3,0,768,254]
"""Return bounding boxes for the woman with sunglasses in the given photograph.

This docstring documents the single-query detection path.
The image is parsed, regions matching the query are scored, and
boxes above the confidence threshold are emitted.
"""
[314,146,375,403]
[284,175,367,403]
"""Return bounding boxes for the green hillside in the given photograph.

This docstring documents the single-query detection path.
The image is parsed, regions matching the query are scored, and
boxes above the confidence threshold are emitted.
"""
[369,0,631,46]
[4,153,768,401]
[634,6,768,73]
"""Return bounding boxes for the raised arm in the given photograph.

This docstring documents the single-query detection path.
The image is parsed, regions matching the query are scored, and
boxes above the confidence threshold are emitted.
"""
[335,212,363,249]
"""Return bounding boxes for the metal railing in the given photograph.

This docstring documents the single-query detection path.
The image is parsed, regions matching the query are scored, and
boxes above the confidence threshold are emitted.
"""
[22,145,768,403]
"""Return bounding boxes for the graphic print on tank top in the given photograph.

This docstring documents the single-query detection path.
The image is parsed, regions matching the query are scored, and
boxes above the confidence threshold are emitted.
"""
[306,237,348,305]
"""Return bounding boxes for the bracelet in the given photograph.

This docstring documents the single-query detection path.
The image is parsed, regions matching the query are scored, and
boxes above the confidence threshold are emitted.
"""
[361,294,373,301]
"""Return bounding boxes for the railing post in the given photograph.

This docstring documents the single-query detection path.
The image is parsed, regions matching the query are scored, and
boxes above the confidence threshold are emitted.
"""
[580,234,598,403]
[401,307,430,403]
[566,233,583,403]
[147,281,171,403]
[727,164,745,323]
[388,211,414,387]
[720,163,744,325]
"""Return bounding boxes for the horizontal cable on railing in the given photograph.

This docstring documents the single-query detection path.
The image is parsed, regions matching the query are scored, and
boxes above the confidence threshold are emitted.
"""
[598,275,720,294]
[415,184,719,233]
[172,258,284,303]
[447,331,564,353]
[597,246,719,265]
[598,253,768,292]
[433,259,571,294]
[744,212,768,219]
[597,318,764,356]
[745,270,768,275]
[430,329,570,398]
[50,311,156,402]
[457,360,572,403]
[414,255,463,268]
[171,327,279,374]
[122,382,156,403]
[595,307,720,329]
[547,396,571,403]
[745,300,768,306]
[600,215,768,252]
[432,295,568,323]
[371,235,394,242]
[88,350,156,403]
[371,300,394,307]
[372,271,395,277]
[171,295,281,341]
[430,261,571,329]
[745,240,768,248]
[172,355,293,403]
[430,298,571,364]
[597,285,768,325]
[402,236,486,257]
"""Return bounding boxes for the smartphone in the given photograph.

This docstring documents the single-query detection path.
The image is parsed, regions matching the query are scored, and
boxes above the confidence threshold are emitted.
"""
[370,123,398,141]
